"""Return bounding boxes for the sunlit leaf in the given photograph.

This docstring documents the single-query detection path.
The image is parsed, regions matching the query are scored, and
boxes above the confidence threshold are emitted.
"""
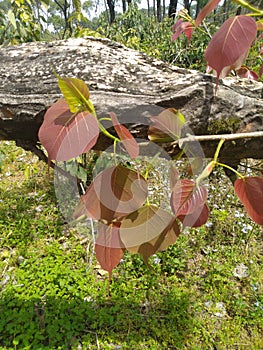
[148,109,185,142]
[57,77,95,114]
[128,218,180,266]
[7,9,16,29]
[74,165,148,222]
[120,205,174,252]
[234,177,263,225]
[95,223,125,274]
[170,179,207,217]
[195,0,221,27]
[178,203,209,228]
[109,112,139,159]
[205,16,257,82]
[38,99,99,161]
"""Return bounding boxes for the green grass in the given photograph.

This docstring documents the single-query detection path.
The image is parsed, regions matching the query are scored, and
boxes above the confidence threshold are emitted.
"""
[0,141,262,349]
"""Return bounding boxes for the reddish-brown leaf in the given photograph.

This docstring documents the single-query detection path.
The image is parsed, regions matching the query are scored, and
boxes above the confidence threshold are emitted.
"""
[205,16,257,81]
[120,205,173,251]
[74,165,148,222]
[195,0,221,27]
[170,179,207,217]
[236,66,258,80]
[95,223,125,273]
[172,19,193,41]
[148,109,185,142]
[109,112,139,159]
[38,99,99,161]
[178,203,209,228]
[234,177,263,225]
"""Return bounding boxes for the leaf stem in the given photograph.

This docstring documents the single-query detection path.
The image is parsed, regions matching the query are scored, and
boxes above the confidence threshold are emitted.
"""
[215,162,244,179]
[232,0,263,15]
[213,138,225,163]
[98,121,120,143]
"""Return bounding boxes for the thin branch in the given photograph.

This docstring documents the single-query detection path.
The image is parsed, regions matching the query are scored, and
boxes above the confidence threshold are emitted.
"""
[177,131,263,148]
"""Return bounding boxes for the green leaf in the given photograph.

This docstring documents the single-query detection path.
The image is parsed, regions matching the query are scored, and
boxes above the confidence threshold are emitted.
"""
[57,77,95,115]
[8,9,16,29]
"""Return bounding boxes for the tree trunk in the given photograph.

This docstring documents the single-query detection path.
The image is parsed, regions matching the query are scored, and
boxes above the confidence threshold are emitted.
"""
[147,0,150,16]
[153,0,156,17]
[122,0,126,13]
[157,0,162,21]
[168,0,178,18]
[0,37,262,165]
[106,0,115,23]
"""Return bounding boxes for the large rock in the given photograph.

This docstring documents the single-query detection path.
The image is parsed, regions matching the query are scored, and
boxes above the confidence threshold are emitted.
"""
[0,37,262,163]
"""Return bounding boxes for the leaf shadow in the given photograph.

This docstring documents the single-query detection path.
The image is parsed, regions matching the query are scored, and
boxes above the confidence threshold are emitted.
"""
[0,287,194,349]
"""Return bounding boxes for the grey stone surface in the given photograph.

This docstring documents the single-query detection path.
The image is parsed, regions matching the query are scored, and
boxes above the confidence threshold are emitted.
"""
[0,37,262,162]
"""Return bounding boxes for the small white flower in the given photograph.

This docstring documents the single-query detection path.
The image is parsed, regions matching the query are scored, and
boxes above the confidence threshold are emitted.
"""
[205,221,213,228]
[35,205,43,213]
[153,256,161,264]
[234,211,244,218]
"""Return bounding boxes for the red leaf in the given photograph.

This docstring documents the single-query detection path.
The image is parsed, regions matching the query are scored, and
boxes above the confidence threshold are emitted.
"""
[148,109,185,142]
[205,16,257,81]
[38,99,99,161]
[234,177,263,225]
[172,20,193,42]
[236,66,258,81]
[74,165,148,222]
[95,223,125,273]
[178,203,209,228]
[196,0,221,27]
[109,112,139,159]
[170,179,207,217]
[261,45,263,55]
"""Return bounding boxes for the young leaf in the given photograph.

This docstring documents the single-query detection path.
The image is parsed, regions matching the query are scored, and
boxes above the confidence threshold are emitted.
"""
[170,179,207,217]
[57,77,95,114]
[178,203,209,228]
[95,223,125,274]
[234,177,263,225]
[148,109,185,142]
[120,205,174,252]
[172,19,193,41]
[38,99,99,161]
[195,0,221,27]
[109,112,139,159]
[74,165,148,222]
[205,16,257,81]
